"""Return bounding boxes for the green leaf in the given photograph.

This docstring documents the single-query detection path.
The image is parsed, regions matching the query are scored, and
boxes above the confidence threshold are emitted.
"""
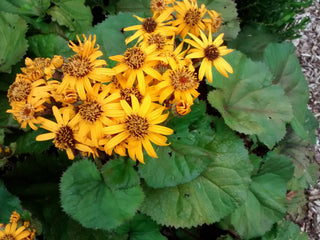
[90,13,142,61]
[227,173,287,239]
[262,220,309,240]
[276,128,319,190]
[0,92,19,128]
[15,128,53,154]
[286,190,308,223]
[229,24,279,61]
[139,143,212,188]
[47,0,93,33]
[141,119,251,228]
[101,157,140,190]
[207,50,293,148]
[264,42,312,141]
[60,159,144,231]
[0,180,23,222]
[28,34,74,58]
[116,0,152,16]
[258,151,294,183]
[0,12,28,73]
[116,213,166,240]
[0,0,50,16]
[198,0,240,40]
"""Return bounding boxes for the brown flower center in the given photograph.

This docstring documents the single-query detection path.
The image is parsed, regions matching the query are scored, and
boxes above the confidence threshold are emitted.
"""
[170,67,199,91]
[7,80,32,103]
[1,234,15,240]
[18,103,34,121]
[184,8,201,26]
[62,55,93,78]
[124,114,149,139]
[151,0,166,12]
[120,87,143,104]
[142,18,158,33]
[204,44,220,61]
[147,33,166,50]
[123,47,146,69]
[53,125,75,150]
[78,100,103,123]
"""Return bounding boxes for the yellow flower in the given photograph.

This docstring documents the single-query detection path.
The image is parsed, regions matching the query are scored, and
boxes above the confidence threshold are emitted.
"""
[140,32,175,53]
[36,106,93,160]
[6,98,46,130]
[57,35,113,100]
[172,0,207,39]
[21,57,51,81]
[44,55,64,79]
[156,62,200,105]
[203,9,223,33]
[109,45,163,95]
[0,222,30,240]
[7,75,48,104]
[185,30,233,82]
[68,84,124,147]
[103,95,173,163]
[150,0,174,16]
[124,9,176,45]
[10,212,20,223]
[173,99,192,116]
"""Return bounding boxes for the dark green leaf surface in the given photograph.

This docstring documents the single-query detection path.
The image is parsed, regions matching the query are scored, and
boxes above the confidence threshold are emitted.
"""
[28,34,74,58]
[116,213,166,240]
[264,42,311,140]
[101,157,140,190]
[141,119,251,227]
[60,159,144,230]
[228,173,287,239]
[262,220,309,240]
[48,0,92,33]
[0,180,22,222]
[0,12,28,73]
[116,0,152,16]
[207,50,293,148]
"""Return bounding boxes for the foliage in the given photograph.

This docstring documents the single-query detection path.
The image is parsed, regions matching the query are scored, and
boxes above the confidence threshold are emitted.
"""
[0,0,318,239]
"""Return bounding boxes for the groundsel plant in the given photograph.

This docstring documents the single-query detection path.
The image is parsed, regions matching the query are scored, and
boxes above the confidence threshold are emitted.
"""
[6,0,232,164]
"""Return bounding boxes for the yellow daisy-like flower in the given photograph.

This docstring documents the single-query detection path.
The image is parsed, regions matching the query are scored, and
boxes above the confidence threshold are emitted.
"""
[21,57,51,81]
[110,44,163,95]
[0,222,30,240]
[140,32,175,53]
[57,35,113,100]
[6,98,46,130]
[36,106,93,160]
[150,0,174,16]
[103,95,173,163]
[173,99,192,116]
[203,9,223,33]
[172,0,207,39]
[124,9,175,45]
[185,30,233,82]
[68,84,124,147]
[157,62,200,105]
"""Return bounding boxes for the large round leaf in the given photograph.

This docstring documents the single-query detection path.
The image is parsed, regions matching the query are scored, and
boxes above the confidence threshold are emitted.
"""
[140,119,252,227]
[60,159,144,231]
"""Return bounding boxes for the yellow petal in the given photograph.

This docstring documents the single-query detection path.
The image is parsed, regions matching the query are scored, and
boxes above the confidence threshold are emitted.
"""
[107,131,130,149]
[36,133,55,141]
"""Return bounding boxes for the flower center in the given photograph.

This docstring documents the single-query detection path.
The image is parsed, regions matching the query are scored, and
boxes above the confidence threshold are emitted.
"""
[151,0,166,12]
[170,67,199,91]
[204,44,220,61]
[1,234,15,240]
[184,8,201,26]
[62,55,93,78]
[19,103,34,121]
[53,125,75,150]
[123,47,146,69]
[120,87,143,104]
[124,114,149,139]
[7,80,32,103]
[147,33,166,50]
[78,100,103,123]
[142,17,158,33]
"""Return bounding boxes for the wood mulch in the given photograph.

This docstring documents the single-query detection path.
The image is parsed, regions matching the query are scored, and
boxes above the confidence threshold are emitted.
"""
[292,0,320,239]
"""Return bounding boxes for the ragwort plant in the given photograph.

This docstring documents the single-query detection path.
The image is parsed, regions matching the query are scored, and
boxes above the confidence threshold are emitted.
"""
[0,0,318,239]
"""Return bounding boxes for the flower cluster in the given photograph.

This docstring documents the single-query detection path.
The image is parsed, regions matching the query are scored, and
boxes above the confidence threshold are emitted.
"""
[6,0,233,163]
[0,211,35,240]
